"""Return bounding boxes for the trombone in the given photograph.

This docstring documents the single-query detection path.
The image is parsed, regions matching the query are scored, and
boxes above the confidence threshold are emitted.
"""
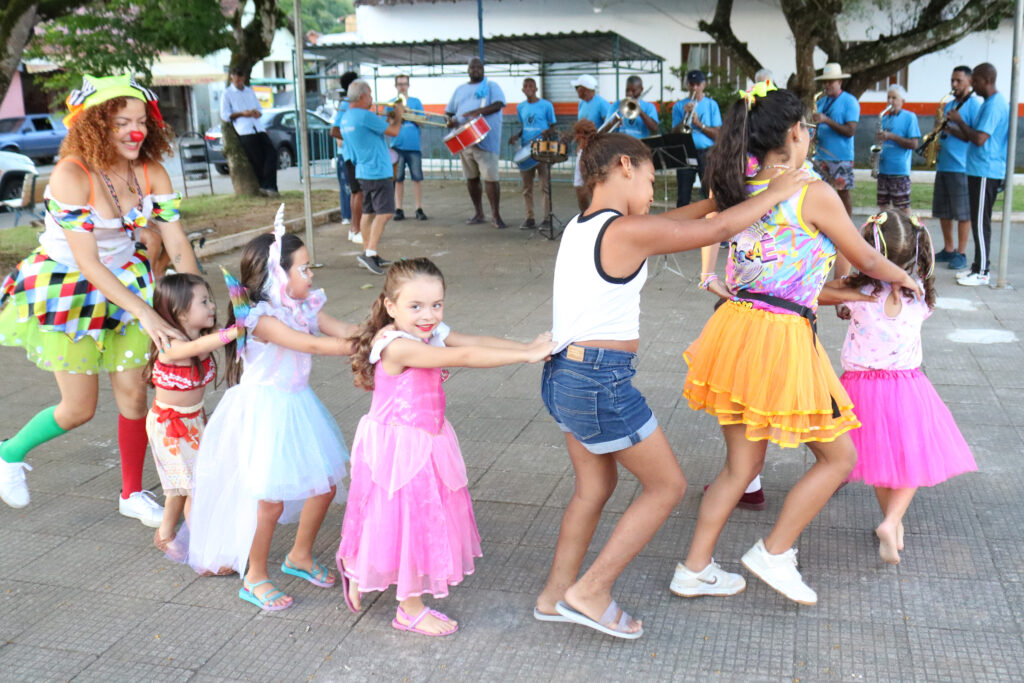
[598,97,642,133]
[373,94,450,127]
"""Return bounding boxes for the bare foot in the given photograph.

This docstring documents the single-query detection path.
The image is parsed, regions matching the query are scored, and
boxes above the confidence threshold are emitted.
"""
[563,585,642,635]
[397,601,458,635]
[153,529,174,552]
[347,575,361,611]
[897,522,905,551]
[876,522,901,564]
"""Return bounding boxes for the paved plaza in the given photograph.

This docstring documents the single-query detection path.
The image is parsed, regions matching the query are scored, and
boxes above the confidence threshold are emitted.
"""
[1,180,1023,681]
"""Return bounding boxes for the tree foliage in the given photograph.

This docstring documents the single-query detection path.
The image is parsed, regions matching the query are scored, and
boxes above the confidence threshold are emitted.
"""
[282,0,354,35]
[0,0,87,103]
[699,0,1014,102]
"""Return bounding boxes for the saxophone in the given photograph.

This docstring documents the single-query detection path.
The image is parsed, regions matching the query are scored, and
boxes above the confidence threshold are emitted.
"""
[808,91,824,159]
[869,104,892,179]
[917,90,967,167]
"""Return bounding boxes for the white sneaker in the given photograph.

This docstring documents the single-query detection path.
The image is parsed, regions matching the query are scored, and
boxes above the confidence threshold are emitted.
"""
[957,272,990,287]
[348,231,363,245]
[741,539,817,605]
[0,459,32,508]
[670,559,746,597]
[341,218,351,226]
[955,268,973,277]
[119,490,163,528]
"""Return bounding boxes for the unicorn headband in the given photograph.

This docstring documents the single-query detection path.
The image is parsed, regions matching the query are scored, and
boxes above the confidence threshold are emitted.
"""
[64,73,164,130]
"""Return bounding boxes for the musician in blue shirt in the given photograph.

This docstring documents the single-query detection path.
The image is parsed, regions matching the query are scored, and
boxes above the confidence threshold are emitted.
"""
[445,57,507,229]
[607,76,659,139]
[947,62,1010,285]
[391,74,428,222]
[509,77,557,229]
[811,63,860,216]
[571,74,612,210]
[931,66,981,271]
[875,85,921,213]
[670,70,721,206]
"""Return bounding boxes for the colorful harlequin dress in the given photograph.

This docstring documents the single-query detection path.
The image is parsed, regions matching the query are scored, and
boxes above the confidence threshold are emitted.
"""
[683,175,860,447]
[0,160,179,374]
[337,324,481,600]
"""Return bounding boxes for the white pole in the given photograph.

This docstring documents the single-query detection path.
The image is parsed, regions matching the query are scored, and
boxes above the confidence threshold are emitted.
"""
[997,0,1023,288]
[293,0,318,266]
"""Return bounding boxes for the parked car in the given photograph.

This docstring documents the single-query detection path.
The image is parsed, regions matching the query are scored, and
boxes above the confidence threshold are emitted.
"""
[0,114,67,165]
[0,150,38,203]
[205,108,334,175]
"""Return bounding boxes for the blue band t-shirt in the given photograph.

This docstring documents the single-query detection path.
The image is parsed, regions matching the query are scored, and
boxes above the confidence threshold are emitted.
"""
[390,95,423,152]
[813,91,860,162]
[577,95,612,127]
[965,90,1009,179]
[517,98,557,143]
[340,107,391,180]
[610,99,659,139]
[671,97,722,149]
[446,80,506,154]
[878,109,921,176]
[936,95,981,174]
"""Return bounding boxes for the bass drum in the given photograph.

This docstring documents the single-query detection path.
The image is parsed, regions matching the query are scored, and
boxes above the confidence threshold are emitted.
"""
[443,117,491,154]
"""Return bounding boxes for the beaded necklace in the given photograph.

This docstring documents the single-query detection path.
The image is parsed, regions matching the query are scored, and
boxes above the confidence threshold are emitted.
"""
[97,161,144,233]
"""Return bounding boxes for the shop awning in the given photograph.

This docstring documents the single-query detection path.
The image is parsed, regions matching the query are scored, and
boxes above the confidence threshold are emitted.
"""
[150,55,224,87]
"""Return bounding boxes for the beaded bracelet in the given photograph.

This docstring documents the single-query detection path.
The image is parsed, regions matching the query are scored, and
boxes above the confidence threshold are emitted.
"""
[699,272,718,291]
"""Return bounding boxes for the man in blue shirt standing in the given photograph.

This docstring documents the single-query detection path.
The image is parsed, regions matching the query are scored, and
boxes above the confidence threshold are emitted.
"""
[570,73,612,210]
[671,70,721,207]
[812,63,860,216]
[221,65,278,197]
[947,62,1009,286]
[445,57,507,229]
[341,80,404,275]
[931,66,980,271]
[607,75,659,139]
[509,77,557,229]
[330,71,362,245]
[391,74,428,222]
[875,85,920,213]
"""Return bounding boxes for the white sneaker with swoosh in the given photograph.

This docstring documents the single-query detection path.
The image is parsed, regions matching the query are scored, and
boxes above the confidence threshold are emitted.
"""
[670,559,746,597]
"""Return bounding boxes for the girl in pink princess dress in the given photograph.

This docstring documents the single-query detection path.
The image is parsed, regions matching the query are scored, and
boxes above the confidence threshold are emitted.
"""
[827,210,977,565]
[337,257,554,637]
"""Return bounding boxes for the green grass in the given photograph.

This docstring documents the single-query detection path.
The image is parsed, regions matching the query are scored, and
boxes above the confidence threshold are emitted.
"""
[851,182,1024,213]
[0,225,44,271]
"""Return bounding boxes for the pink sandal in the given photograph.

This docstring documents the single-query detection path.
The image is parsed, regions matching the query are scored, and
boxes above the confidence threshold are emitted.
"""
[391,605,458,637]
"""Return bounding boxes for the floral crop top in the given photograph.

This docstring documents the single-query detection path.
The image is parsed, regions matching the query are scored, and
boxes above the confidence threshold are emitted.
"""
[151,356,215,391]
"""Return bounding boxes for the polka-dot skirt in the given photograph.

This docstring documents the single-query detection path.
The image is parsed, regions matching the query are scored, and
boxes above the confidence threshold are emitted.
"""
[0,305,150,375]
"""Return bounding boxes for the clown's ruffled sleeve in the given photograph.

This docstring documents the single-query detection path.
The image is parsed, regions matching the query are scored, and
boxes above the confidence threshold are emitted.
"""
[46,197,95,233]
[151,192,181,223]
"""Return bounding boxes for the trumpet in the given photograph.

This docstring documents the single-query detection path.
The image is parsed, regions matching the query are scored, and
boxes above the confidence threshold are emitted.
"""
[597,97,642,134]
[373,95,450,127]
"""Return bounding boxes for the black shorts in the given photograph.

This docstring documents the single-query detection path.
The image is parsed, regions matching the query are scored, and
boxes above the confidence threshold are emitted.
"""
[345,159,361,195]
[359,177,396,215]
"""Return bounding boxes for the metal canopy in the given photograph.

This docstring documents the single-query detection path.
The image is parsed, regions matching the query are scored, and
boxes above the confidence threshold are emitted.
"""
[306,31,664,74]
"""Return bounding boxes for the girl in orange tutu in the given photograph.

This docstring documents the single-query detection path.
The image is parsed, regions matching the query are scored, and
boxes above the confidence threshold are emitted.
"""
[671,83,921,605]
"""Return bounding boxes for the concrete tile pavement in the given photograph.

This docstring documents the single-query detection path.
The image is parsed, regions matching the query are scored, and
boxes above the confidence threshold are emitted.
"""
[1,179,1024,680]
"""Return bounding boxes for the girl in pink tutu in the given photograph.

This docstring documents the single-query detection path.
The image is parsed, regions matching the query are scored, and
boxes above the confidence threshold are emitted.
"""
[832,210,977,564]
[337,258,554,636]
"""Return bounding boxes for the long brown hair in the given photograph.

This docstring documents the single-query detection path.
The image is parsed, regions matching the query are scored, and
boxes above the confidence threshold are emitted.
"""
[349,258,446,391]
[846,210,937,309]
[60,97,175,169]
[143,273,218,386]
[222,232,306,385]
[573,121,652,193]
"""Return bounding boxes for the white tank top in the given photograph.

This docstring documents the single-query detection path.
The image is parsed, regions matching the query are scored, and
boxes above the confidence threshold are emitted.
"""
[551,209,647,353]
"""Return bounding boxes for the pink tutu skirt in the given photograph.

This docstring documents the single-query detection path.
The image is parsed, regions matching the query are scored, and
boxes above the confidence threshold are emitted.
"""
[842,368,977,488]
[336,416,481,601]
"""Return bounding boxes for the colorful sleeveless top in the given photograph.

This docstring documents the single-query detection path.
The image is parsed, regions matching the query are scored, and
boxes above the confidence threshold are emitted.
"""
[152,356,215,391]
[725,176,835,315]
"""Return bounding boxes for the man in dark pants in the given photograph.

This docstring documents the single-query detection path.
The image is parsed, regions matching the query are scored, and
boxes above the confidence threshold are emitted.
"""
[221,66,279,196]
[947,62,1009,287]
[671,70,721,207]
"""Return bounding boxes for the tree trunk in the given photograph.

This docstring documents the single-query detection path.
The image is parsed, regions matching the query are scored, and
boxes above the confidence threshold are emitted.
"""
[0,2,40,104]
[223,0,282,197]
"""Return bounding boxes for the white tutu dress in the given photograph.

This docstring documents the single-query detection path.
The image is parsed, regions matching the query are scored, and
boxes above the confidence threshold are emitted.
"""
[181,255,348,575]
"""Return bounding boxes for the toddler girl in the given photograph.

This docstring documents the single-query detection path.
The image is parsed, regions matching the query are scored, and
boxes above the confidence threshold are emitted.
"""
[145,273,239,558]
[337,257,553,636]
[185,214,358,610]
[834,210,977,564]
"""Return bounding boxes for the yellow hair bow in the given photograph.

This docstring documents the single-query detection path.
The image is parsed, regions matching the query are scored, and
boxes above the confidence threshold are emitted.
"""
[737,79,777,110]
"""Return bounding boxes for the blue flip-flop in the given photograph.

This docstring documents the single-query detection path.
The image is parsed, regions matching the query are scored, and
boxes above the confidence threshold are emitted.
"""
[281,556,335,588]
[238,579,293,611]
[554,599,643,640]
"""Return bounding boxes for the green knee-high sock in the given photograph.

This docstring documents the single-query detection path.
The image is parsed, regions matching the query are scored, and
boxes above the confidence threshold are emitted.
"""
[0,406,68,463]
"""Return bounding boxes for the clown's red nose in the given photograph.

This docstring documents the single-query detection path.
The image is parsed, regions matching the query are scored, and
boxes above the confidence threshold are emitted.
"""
[129,131,145,142]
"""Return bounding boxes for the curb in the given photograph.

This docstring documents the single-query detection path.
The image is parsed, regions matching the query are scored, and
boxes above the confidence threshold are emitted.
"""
[191,207,341,261]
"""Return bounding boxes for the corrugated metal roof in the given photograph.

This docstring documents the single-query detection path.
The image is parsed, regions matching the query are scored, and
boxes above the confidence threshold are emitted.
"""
[304,31,663,68]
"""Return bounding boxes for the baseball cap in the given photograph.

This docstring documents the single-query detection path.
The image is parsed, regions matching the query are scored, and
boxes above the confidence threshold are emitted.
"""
[571,74,599,90]
[686,70,706,84]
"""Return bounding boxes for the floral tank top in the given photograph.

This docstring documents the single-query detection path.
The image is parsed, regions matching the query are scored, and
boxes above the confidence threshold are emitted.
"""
[725,177,836,315]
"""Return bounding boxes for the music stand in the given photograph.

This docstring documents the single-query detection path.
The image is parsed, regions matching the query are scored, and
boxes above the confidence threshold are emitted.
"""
[643,134,699,277]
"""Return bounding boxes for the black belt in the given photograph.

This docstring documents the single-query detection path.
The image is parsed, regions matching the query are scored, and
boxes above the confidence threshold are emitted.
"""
[723,291,841,419]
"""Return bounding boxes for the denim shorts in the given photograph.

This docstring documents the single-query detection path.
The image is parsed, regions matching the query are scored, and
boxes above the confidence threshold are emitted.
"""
[541,345,657,455]
[394,148,424,182]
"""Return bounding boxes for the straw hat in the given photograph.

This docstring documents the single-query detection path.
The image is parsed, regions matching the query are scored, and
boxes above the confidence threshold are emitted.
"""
[815,63,851,80]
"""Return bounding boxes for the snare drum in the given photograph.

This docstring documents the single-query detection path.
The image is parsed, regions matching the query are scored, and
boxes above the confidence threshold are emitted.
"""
[531,139,568,164]
[443,117,491,154]
[513,144,538,171]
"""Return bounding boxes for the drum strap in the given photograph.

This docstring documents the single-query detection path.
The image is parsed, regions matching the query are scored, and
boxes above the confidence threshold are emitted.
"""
[720,290,841,419]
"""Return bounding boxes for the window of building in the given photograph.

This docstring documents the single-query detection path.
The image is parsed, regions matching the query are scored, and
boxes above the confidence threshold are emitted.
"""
[680,43,744,89]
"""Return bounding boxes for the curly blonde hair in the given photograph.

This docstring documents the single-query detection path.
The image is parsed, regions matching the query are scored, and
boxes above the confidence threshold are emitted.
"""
[59,97,175,169]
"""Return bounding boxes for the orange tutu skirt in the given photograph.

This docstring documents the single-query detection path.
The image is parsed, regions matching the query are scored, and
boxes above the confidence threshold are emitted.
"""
[683,300,859,448]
